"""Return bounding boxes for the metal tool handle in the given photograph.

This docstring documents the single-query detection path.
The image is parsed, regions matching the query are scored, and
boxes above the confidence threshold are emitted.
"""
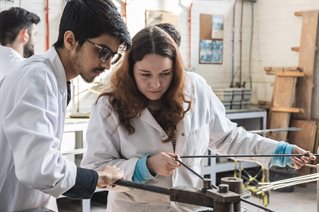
[114,179,170,195]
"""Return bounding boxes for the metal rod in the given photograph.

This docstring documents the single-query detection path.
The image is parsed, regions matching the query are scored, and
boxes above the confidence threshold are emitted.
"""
[259,173,319,188]
[272,178,319,190]
[249,127,301,134]
[114,179,170,195]
[175,158,204,180]
[180,153,319,159]
[257,173,319,193]
[240,198,276,212]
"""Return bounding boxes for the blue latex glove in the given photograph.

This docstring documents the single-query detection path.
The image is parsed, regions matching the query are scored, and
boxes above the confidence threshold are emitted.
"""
[270,141,296,167]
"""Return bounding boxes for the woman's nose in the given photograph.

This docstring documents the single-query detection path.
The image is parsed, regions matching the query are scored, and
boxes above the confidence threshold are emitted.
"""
[150,78,161,89]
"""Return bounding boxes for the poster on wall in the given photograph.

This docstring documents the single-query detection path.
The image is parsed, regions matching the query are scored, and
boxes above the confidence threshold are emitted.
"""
[211,15,224,39]
[199,40,223,64]
[145,10,179,27]
[199,13,224,64]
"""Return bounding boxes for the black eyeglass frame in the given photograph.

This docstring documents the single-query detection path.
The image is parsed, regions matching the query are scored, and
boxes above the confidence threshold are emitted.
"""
[86,39,122,65]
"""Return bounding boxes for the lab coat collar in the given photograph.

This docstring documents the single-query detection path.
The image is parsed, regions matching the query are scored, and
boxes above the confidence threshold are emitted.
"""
[0,45,24,60]
[140,109,169,140]
[44,47,68,92]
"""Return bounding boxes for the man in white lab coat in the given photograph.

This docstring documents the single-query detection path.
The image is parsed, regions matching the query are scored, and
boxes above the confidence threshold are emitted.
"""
[0,7,40,80]
[0,0,131,211]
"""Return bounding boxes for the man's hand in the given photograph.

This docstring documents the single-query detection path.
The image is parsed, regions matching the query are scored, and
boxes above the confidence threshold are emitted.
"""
[146,152,180,176]
[97,165,124,188]
[291,146,316,169]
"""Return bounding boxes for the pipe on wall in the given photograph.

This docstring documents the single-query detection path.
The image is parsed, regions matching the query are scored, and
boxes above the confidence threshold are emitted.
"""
[45,0,49,50]
[188,1,193,69]
[230,0,237,87]
[123,0,127,23]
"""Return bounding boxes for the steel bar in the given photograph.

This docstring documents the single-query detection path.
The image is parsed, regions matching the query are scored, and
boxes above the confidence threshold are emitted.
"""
[114,179,170,195]
[175,158,204,180]
[180,153,319,159]
[272,178,319,190]
[258,177,319,193]
[248,127,301,134]
[256,173,319,194]
[175,158,218,189]
[259,173,319,188]
[257,178,319,194]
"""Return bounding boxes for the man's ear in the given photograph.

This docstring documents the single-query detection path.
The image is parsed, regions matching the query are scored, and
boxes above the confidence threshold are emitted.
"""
[19,28,29,43]
[64,31,77,51]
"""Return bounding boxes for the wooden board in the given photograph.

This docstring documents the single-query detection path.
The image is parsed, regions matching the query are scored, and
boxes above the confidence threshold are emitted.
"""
[200,14,212,40]
[268,76,298,141]
[288,119,317,175]
[264,67,304,77]
[293,11,319,120]
[311,15,319,119]
[312,121,319,167]
[288,120,317,152]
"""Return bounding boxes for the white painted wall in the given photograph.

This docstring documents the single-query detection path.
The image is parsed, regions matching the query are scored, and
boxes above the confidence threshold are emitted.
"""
[1,0,318,108]
[249,0,319,103]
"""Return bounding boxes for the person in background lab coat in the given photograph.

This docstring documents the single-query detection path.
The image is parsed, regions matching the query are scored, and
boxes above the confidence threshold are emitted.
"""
[81,26,315,211]
[0,0,131,211]
[0,7,40,80]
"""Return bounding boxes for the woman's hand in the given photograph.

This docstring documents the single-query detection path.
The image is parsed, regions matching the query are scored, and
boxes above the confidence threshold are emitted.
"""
[146,152,180,176]
[291,146,316,169]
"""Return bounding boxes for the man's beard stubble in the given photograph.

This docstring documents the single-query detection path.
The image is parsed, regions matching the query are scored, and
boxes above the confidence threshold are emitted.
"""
[23,40,34,58]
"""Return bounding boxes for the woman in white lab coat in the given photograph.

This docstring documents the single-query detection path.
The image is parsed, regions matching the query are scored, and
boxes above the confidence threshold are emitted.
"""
[81,26,315,212]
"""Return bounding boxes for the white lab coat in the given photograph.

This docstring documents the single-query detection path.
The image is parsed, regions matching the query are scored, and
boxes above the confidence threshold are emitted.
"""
[0,47,77,211]
[81,72,278,212]
[0,45,24,80]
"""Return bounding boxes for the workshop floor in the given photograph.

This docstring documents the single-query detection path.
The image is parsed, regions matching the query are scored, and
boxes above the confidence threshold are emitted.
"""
[58,182,316,212]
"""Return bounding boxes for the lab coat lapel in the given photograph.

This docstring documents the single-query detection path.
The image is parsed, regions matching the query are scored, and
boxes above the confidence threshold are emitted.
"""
[46,47,68,109]
[140,109,168,139]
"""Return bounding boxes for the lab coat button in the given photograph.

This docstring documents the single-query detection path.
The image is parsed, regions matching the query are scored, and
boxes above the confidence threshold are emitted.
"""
[181,132,185,136]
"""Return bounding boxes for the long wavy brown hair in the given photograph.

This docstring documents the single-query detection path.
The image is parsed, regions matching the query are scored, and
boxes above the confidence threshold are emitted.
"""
[99,26,191,142]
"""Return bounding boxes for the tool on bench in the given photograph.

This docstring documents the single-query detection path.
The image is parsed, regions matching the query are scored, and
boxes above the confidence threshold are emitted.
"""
[113,178,275,212]
[113,155,273,211]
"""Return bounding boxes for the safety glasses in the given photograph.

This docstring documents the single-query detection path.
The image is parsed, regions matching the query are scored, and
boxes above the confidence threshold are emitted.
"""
[86,39,122,65]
